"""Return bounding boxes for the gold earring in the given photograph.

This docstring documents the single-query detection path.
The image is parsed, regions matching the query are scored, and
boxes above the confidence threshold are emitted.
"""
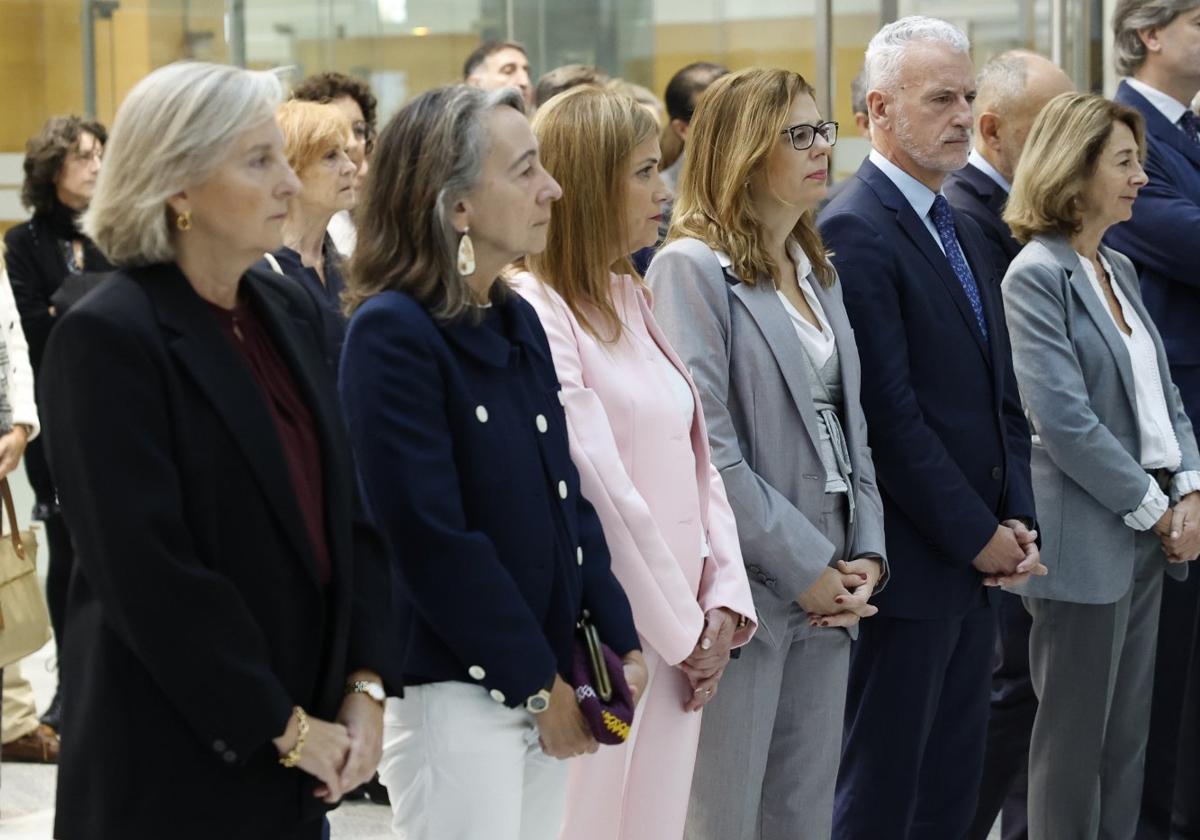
[456,229,476,276]
[176,211,192,232]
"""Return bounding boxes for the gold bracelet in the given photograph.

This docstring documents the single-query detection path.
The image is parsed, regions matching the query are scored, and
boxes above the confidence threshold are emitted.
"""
[278,706,309,768]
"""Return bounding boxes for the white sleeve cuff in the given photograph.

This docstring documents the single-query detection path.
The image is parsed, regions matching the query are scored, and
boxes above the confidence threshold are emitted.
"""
[1171,470,1200,503]
[1124,475,1170,531]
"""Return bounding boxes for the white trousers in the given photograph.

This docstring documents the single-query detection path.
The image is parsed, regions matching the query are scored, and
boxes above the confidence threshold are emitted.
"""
[378,681,567,840]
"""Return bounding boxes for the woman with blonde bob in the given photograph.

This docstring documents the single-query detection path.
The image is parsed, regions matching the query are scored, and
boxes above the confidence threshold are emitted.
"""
[1001,91,1200,840]
[260,99,356,364]
[509,85,757,840]
[645,67,888,840]
[39,61,396,838]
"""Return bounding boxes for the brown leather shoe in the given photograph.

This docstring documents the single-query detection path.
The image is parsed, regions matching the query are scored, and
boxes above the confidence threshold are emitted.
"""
[2,723,60,763]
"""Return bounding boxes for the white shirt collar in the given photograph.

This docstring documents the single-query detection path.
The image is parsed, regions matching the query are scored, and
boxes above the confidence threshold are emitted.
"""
[869,148,941,220]
[1126,77,1190,127]
[714,240,813,282]
[968,148,1012,194]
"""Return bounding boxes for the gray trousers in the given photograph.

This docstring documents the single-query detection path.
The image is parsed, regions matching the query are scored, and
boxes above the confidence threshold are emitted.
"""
[1025,529,1167,840]
[686,493,850,840]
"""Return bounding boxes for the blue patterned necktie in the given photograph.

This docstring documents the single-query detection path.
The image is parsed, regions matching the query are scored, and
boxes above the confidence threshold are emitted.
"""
[930,194,988,340]
[1180,111,1200,144]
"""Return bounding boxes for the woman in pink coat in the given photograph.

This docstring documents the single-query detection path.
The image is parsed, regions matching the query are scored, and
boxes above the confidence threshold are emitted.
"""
[510,86,757,840]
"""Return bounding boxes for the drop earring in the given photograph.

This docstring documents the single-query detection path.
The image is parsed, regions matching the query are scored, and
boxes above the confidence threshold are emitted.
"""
[456,228,476,276]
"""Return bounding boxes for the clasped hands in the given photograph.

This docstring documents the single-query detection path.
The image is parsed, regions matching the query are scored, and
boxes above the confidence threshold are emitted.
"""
[1154,492,1200,564]
[973,520,1047,586]
[800,555,884,630]
[271,671,384,804]
[679,607,743,713]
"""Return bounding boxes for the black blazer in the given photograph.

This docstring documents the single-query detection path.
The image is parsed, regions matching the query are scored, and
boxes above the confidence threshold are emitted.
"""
[339,288,639,709]
[40,263,396,839]
[944,161,1021,270]
[818,159,1036,619]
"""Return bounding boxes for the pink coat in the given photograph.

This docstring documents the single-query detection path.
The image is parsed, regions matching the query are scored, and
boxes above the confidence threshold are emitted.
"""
[511,271,756,840]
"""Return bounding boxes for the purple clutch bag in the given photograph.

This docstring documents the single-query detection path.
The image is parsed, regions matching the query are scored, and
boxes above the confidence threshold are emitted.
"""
[568,612,635,745]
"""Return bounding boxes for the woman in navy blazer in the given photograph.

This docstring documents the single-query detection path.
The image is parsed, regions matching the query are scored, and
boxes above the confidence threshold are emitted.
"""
[338,85,645,840]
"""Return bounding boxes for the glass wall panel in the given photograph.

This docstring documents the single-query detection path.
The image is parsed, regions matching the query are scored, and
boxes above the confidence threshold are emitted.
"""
[0,0,1102,228]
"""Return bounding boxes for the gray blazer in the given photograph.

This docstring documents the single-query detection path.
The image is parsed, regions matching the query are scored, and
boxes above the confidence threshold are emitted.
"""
[647,237,887,648]
[1002,234,1200,604]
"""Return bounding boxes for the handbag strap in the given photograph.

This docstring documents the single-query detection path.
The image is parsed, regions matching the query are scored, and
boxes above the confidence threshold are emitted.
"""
[0,477,26,560]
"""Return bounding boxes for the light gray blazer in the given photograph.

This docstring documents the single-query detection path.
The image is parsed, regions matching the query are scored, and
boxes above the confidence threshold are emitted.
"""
[647,237,887,648]
[1002,234,1200,604]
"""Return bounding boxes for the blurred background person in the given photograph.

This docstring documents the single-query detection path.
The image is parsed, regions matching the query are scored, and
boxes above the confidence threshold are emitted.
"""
[1106,3,1200,835]
[511,85,756,840]
[820,70,870,209]
[41,61,394,838]
[464,40,534,111]
[339,84,645,840]
[291,72,378,256]
[534,64,609,109]
[651,67,887,840]
[1002,91,1200,840]
[608,78,667,129]
[261,100,356,367]
[946,51,1074,271]
[944,49,1073,840]
[0,248,44,769]
[2,114,111,740]
[659,62,728,198]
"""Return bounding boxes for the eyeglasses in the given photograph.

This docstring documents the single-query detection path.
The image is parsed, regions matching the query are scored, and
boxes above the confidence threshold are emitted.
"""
[780,121,838,151]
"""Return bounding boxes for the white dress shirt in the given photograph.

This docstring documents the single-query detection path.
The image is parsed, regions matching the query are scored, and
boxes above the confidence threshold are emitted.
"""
[1078,252,1200,528]
[1126,77,1190,133]
[327,209,357,256]
[968,148,1012,194]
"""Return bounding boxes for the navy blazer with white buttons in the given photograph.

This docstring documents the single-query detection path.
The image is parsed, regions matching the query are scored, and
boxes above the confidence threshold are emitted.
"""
[339,285,640,709]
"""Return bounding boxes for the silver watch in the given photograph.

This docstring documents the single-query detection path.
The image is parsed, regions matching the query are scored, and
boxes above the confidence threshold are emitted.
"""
[525,688,552,714]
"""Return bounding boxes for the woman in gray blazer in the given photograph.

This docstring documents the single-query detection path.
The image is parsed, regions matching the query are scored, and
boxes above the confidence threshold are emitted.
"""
[645,68,887,840]
[1002,92,1200,840]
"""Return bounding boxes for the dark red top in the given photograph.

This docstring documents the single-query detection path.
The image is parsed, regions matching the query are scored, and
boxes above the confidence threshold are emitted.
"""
[208,299,331,586]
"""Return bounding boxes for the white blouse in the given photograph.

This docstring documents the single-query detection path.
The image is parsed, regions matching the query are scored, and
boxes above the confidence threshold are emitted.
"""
[1078,252,1180,472]
[775,242,835,364]
[0,265,39,438]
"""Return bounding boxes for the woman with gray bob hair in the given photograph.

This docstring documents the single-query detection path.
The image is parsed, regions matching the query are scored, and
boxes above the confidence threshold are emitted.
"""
[339,84,645,840]
[39,60,398,838]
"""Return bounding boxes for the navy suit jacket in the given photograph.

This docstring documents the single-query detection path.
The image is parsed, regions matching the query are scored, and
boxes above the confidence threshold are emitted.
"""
[1108,80,1200,423]
[339,287,639,709]
[818,159,1036,619]
[944,161,1021,272]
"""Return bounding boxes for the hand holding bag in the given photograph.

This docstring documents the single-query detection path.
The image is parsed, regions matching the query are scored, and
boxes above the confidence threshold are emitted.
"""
[0,476,48,668]
[568,610,635,745]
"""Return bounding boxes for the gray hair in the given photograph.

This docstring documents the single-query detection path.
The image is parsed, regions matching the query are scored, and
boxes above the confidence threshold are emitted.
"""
[344,84,526,319]
[83,61,284,267]
[976,50,1033,115]
[1113,0,1200,76]
[865,16,971,94]
[850,70,868,115]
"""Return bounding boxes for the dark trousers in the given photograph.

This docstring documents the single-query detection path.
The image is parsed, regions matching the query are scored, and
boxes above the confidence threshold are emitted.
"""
[834,597,995,840]
[968,591,1036,840]
[1138,572,1200,840]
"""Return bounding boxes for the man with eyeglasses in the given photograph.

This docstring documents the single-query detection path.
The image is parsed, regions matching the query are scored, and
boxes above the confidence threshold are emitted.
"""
[818,17,1043,840]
